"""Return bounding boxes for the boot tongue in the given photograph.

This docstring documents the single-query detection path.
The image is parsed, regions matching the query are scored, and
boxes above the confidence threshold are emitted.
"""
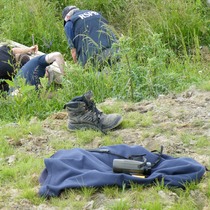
[83,90,93,101]
[63,101,85,109]
[82,91,94,108]
[70,90,93,103]
[64,90,93,109]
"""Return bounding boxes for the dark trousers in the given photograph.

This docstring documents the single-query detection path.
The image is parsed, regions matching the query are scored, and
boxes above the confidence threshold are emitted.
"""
[0,80,9,92]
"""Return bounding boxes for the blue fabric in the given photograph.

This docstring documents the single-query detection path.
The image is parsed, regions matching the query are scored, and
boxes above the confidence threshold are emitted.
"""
[64,10,117,66]
[39,144,206,197]
[17,55,49,86]
[64,21,74,49]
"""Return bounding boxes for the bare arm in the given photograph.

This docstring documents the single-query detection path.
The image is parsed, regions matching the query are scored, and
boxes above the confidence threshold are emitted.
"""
[12,45,38,55]
[71,48,77,63]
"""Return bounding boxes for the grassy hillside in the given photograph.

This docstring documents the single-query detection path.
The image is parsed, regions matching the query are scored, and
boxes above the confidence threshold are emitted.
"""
[0,0,210,122]
[0,1,210,209]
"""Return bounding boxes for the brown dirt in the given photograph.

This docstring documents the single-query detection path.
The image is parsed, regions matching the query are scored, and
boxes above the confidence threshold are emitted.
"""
[1,86,210,209]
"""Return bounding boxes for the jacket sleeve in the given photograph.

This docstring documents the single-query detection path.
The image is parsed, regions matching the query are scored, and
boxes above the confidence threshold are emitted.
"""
[64,21,75,49]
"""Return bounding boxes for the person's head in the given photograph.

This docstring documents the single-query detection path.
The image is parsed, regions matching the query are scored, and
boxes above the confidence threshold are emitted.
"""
[62,5,79,25]
[18,54,30,67]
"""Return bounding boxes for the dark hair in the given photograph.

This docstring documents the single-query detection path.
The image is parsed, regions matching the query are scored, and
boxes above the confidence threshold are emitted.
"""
[19,54,30,67]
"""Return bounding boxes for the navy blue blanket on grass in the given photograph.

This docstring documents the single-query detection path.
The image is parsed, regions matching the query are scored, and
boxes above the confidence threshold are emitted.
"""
[39,144,206,197]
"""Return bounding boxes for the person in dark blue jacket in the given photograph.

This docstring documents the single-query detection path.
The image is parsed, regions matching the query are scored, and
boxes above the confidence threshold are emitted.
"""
[15,52,65,90]
[62,6,119,69]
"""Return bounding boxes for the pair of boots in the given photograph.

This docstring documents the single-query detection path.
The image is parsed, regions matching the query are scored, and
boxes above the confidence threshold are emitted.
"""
[64,91,123,133]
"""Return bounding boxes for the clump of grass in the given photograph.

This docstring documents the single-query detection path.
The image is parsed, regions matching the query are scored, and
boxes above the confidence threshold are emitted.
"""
[122,111,153,129]
[140,200,162,210]
[0,119,42,141]
[169,197,198,210]
[101,135,123,146]
[81,187,97,199]
[198,80,210,91]
[75,130,104,146]
[19,190,45,205]
[207,177,210,198]
[50,138,74,151]
[195,136,210,148]
[0,119,42,159]
[109,198,131,210]
[180,133,195,145]
[103,186,121,198]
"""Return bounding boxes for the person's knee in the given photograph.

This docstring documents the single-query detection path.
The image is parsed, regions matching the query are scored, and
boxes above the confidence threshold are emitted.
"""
[46,52,63,63]
[53,52,62,58]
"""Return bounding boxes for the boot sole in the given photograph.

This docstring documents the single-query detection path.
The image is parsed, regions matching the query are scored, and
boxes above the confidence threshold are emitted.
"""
[68,116,123,132]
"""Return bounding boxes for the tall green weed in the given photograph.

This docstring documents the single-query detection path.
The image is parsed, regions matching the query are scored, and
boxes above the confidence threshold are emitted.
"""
[0,0,67,54]
[0,0,210,122]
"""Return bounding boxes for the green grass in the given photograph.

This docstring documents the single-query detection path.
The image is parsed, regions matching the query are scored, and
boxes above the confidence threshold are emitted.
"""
[109,199,131,210]
[195,136,210,148]
[101,135,123,146]
[50,138,75,151]
[121,111,153,129]
[207,177,210,198]
[198,80,210,91]
[0,0,210,209]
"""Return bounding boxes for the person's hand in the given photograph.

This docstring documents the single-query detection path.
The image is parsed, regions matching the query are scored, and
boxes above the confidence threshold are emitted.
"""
[30,45,38,54]
[71,48,77,63]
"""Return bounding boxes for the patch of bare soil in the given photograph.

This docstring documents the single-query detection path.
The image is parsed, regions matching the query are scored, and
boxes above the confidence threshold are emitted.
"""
[1,87,210,209]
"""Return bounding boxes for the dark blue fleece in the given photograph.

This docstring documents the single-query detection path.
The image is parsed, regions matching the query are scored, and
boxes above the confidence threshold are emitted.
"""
[39,144,206,197]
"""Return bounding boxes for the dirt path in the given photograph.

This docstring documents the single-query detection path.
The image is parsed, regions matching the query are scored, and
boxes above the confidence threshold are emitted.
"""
[1,87,210,209]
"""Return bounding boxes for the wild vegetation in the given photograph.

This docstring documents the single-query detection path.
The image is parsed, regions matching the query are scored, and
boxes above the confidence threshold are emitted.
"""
[0,0,209,209]
[0,0,210,121]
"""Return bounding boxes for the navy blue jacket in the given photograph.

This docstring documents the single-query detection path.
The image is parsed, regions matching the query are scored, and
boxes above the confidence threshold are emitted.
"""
[39,144,206,197]
[64,10,117,66]
[16,55,50,89]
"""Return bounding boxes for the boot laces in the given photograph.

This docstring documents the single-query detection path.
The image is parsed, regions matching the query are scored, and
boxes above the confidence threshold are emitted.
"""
[87,100,102,123]
[83,96,106,134]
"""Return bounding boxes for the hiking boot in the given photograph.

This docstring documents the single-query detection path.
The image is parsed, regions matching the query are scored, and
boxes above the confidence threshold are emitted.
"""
[64,91,123,133]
